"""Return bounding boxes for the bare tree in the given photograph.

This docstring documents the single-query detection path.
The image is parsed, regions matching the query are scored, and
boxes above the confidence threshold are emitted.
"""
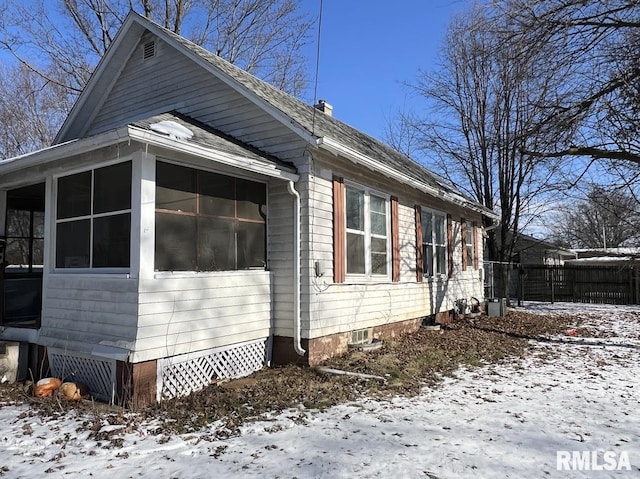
[0,0,312,96]
[404,6,571,266]
[0,64,69,159]
[549,185,640,248]
[493,0,640,165]
[0,0,313,157]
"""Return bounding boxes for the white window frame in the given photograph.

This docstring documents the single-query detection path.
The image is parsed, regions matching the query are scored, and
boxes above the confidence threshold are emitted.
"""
[53,160,132,273]
[344,181,391,279]
[421,208,447,278]
[465,221,475,270]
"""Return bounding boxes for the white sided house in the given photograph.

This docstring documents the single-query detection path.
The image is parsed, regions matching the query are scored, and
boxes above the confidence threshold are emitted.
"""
[0,12,497,405]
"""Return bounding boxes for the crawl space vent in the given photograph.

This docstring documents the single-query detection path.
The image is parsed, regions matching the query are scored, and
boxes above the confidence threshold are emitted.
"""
[143,41,156,60]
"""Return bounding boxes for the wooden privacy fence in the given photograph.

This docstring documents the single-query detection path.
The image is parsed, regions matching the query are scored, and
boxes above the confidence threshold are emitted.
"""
[521,264,640,305]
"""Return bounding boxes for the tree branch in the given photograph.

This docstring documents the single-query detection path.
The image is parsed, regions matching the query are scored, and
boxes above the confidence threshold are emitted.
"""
[523,146,640,164]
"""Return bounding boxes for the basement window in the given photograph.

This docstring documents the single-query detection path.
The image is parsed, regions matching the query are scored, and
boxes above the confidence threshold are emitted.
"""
[350,329,370,345]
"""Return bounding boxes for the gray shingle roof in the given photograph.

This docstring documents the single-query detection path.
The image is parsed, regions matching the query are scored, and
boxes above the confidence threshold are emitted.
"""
[131,111,296,173]
[137,13,488,212]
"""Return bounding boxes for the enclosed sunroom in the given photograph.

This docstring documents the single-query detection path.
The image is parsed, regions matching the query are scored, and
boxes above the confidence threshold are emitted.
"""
[0,114,299,405]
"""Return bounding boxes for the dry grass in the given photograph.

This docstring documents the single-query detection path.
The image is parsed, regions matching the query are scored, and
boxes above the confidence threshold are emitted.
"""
[0,310,582,438]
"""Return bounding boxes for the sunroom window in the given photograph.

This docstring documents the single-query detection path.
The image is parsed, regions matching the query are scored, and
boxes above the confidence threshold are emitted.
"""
[155,161,266,272]
[345,184,389,276]
[55,162,132,268]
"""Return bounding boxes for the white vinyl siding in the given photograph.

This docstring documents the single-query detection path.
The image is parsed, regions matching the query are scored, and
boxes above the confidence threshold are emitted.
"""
[84,35,308,161]
[268,180,296,336]
[134,272,271,362]
[39,275,138,356]
[302,162,484,339]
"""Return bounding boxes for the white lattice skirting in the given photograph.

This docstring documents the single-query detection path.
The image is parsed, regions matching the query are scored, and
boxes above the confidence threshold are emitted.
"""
[158,337,270,401]
[48,348,117,403]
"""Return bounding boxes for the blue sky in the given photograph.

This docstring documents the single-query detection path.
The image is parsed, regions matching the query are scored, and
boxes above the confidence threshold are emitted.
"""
[300,0,468,141]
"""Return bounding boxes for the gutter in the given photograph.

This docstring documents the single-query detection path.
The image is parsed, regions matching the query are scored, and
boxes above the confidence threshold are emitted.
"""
[286,181,305,356]
[316,136,499,220]
[0,127,130,177]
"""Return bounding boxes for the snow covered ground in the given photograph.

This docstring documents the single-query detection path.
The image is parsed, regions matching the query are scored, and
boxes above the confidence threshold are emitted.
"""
[1,302,638,478]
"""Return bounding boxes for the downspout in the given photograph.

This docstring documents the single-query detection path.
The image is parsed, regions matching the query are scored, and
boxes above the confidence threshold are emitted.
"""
[287,181,306,356]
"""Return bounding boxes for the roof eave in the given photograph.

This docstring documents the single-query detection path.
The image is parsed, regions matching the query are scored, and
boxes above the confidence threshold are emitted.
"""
[127,125,299,181]
[318,136,498,219]
[0,125,299,183]
[0,127,131,178]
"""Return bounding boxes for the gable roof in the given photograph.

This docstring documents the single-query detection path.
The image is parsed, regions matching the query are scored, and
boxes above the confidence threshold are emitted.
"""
[516,233,576,258]
[55,11,496,218]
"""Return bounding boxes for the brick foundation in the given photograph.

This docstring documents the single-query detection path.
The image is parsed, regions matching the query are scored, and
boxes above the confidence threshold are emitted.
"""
[119,359,157,408]
[272,313,451,366]
[435,309,454,324]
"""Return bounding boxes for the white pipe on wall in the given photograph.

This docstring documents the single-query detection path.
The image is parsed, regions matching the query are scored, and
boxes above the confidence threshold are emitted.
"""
[287,181,305,356]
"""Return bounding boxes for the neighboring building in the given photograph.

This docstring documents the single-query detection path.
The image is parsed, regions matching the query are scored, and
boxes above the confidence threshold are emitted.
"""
[0,12,497,405]
[567,248,640,266]
[486,232,576,266]
[514,234,576,266]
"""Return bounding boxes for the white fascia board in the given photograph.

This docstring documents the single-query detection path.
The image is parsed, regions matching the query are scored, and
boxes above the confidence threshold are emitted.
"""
[0,127,131,178]
[318,136,499,219]
[127,126,299,181]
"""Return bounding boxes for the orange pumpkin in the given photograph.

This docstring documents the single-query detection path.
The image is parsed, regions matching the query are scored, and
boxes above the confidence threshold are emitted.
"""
[34,377,62,397]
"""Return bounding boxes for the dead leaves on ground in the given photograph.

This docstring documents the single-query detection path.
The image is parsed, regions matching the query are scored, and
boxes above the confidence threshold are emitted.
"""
[0,310,584,438]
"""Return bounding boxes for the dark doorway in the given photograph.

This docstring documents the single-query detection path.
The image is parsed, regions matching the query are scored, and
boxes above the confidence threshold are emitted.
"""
[2,183,45,328]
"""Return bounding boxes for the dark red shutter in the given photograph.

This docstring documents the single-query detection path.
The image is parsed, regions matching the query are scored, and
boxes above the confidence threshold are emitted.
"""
[333,177,345,283]
[391,196,400,282]
[415,205,423,282]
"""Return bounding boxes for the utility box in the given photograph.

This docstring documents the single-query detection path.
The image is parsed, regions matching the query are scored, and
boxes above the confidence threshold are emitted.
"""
[486,298,506,317]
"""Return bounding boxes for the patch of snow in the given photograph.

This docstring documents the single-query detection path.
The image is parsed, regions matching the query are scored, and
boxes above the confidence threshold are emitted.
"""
[573,247,640,255]
[149,120,194,141]
[1,302,638,478]
[570,256,634,262]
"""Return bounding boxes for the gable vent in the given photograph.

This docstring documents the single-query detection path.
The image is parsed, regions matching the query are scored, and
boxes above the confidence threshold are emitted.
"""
[143,41,156,60]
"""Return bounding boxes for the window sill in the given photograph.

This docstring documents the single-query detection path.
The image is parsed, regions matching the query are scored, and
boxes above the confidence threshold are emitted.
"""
[153,269,270,279]
[50,269,131,278]
[344,274,392,284]
[422,275,449,283]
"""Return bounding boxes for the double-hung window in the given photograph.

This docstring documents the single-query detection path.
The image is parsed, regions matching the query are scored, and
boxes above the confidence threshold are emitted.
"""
[345,184,389,277]
[465,221,475,269]
[421,209,447,277]
[55,162,132,269]
[155,161,266,272]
